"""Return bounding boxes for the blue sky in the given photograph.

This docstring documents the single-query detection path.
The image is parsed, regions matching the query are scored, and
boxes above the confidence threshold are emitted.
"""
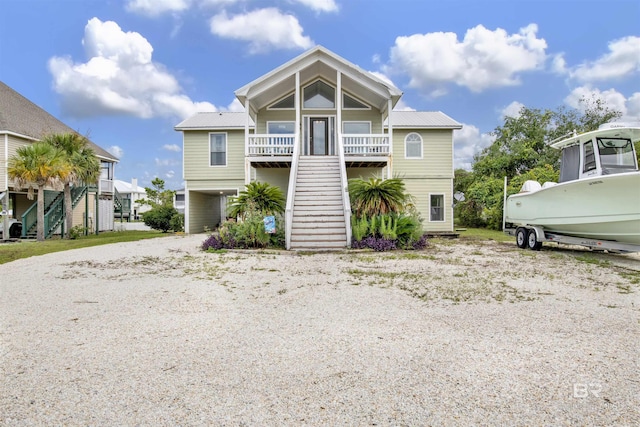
[1,0,638,190]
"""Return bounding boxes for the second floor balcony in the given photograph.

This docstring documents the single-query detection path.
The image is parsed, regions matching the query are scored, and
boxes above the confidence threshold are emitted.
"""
[247,134,390,159]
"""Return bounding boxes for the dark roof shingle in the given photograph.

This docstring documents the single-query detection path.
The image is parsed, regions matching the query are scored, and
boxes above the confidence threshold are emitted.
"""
[0,81,118,161]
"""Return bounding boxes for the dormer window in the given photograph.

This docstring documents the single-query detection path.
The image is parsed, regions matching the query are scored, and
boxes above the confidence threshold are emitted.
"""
[343,93,370,109]
[303,80,335,109]
[269,93,295,109]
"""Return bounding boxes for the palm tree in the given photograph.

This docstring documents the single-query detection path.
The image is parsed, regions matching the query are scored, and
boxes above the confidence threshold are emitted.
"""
[8,142,70,241]
[43,133,100,239]
[228,181,286,219]
[348,177,408,218]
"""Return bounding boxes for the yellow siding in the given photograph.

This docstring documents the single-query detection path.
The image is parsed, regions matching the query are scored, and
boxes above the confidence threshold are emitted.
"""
[187,180,244,191]
[258,110,296,133]
[254,168,290,198]
[346,167,384,180]
[341,110,383,133]
[392,129,453,178]
[187,191,220,234]
[2,134,33,190]
[404,178,453,232]
[183,130,245,181]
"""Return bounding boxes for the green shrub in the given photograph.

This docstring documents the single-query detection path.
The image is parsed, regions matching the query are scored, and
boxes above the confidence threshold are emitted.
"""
[351,216,369,241]
[143,205,179,232]
[214,208,285,249]
[169,213,184,232]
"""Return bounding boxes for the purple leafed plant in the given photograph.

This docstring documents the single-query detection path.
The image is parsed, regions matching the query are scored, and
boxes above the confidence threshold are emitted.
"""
[352,236,397,252]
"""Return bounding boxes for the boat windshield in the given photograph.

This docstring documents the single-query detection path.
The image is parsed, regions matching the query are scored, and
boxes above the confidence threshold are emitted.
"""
[596,137,638,172]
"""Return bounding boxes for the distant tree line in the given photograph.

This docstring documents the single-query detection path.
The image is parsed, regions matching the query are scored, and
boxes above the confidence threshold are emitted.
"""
[454,96,633,230]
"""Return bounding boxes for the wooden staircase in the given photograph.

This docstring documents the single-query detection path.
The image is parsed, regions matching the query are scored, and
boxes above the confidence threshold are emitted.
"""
[289,156,348,250]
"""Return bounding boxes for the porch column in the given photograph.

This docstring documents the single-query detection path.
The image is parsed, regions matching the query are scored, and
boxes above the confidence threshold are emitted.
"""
[244,99,250,184]
[295,72,300,150]
[387,98,393,179]
[336,71,342,156]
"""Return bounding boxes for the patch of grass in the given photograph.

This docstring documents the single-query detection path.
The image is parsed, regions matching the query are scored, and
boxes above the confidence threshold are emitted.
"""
[619,271,640,285]
[457,228,513,243]
[0,231,168,265]
[575,255,611,267]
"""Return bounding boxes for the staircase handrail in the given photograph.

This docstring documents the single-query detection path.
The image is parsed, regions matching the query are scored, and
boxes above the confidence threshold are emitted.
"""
[285,133,301,249]
[21,190,64,238]
[43,195,64,239]
[337,132,352,247]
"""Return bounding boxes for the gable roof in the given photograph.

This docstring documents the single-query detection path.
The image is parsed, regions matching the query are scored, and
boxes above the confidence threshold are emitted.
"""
[174,112,254,130]
[0,81,118,162]
[386,111,462,129]
[234,46,403,114]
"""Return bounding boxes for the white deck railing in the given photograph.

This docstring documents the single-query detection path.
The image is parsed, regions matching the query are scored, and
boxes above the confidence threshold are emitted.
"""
[247,135,295,156]
[342,134,390,156]
[336,134,352,248]
[99,179,114,194]
[284,134,301,250]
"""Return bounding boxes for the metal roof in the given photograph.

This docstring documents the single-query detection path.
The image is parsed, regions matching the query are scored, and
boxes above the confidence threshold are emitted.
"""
[174,112,254,130]
[0,81,119,162]
[385,111,462,129]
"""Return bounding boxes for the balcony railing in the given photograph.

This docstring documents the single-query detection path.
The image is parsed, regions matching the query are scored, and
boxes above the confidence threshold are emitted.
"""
[247,135,295,156]
[342,134,390,156]
[246,134,390,158]
[99,179,114,194]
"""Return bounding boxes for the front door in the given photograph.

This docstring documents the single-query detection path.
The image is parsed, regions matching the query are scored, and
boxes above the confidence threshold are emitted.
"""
[310,117,329,155]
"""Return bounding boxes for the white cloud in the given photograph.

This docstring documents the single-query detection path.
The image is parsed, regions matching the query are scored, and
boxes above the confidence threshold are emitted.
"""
[569,36,640,82]
[292,0,338,12]
[453,124,495,170]
[108,145,124,159]
[225,98,245,112]
[163,144,181,152]
[125,0,191,17]
[209,8,314,54]
[564,85,640,123]
[501,101,525,119]
[392,100,415,112]
[386,24,547,96]
[166,170,175,179]
[48,18,216,119]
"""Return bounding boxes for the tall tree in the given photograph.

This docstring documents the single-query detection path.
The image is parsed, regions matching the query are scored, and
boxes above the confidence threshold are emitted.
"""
[141,177,175,208]
[8,143,70,241]
[44,133,100,239]
[455,96,622,230]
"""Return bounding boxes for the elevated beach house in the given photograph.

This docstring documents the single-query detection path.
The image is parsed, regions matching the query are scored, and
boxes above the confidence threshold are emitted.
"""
[0,81,120,238]
[175,46,461,249]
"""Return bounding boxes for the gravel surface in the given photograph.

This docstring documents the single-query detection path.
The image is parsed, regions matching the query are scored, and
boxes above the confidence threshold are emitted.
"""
[1,234,639,426]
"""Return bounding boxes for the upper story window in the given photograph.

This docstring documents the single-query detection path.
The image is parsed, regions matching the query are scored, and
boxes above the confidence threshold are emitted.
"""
[210,133,227,167]
[267,122,295,134]
[343,121,371,134]
[405,132,423,159]
[268,93,295,109]
[100,161,113,180]
[303,80,335,109]
[343,93,370,109]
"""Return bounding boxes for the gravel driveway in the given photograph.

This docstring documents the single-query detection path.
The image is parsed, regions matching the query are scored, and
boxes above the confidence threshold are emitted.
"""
[1,234,639,425]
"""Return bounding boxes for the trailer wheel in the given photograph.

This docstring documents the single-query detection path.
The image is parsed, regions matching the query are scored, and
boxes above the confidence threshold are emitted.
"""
[527,229,542,251]
[516,227,528,249]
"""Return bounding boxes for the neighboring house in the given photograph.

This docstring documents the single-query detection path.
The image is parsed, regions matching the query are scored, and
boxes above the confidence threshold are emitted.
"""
[0,81,119,238]
[114,178,150,220]
[175,46,461,249]
[174,189,185,214]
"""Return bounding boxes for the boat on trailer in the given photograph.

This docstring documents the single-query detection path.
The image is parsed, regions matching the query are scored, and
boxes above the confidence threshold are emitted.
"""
[503,123,640,253]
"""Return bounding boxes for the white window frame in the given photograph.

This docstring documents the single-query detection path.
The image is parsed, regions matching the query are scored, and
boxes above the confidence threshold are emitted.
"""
[405,132,423,159]
[342,121,371,134]
[342,92,371,110]
[302,79,336,110]
[267,121,296,134]
[429,193,445,222]
[209,132,227,167]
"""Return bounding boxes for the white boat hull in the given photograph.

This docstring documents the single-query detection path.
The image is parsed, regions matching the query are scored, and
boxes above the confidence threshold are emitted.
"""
[505,172,640,245]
